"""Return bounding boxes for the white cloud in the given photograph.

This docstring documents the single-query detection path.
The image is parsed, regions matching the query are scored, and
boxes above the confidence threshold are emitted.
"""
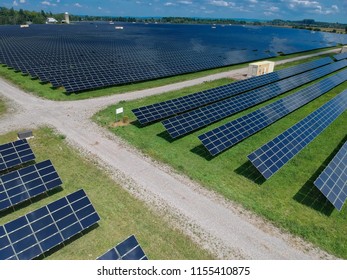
[13,1,18,6]
[41,1,56,6]
[209,1,231,7]
[98,6,102,10]
[74,3,82,8]
[269,6,279,12]
[164,2,175,6]
[315,4,339,14]
[19,0,26,3]
[178,1,193,4]
[288,0,340,15]
[248,0,258,3]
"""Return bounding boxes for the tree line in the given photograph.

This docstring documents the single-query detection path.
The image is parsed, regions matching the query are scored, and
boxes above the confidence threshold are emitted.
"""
[0,6,346,34]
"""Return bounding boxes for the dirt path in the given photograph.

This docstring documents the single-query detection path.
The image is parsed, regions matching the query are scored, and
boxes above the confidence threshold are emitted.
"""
[0,50,340,259]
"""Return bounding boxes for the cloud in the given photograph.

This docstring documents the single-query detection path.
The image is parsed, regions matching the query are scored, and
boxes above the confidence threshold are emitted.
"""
[209,0,233,7]
[288,0,340,15]
[98,6,102,10]
[178,1,193,4]
[74,3,82,8]
[19,0,26,3]
[13,1,18,6]
[41,1,56,6]
[164,2,176,6]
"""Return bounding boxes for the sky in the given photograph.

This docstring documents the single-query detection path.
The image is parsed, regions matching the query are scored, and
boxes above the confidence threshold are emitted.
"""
[3,0,347,23]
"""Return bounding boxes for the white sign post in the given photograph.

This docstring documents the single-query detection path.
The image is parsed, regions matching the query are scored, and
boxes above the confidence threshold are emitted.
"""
[115,107,124,123]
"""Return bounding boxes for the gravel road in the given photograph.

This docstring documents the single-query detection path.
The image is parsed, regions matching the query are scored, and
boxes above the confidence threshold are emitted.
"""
[0,50,340,259]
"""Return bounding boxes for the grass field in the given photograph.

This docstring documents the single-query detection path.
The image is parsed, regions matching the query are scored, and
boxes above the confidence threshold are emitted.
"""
[0,47,338,101]
[0,98,6,116]
[0,128,213,260]
[93,57,347,259]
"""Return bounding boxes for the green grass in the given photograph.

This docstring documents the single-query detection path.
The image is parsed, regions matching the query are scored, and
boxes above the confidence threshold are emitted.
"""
[93,62,347,258]
[0,98,6,116]
[0,47,338,101]
[0,128,213,260]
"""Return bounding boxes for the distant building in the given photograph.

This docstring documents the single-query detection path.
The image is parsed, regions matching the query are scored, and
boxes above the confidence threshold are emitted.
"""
[46,17,58,24]
[342,46,347,53]
[64,12,70,24]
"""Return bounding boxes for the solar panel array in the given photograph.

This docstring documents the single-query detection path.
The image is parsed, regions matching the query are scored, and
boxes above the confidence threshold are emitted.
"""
[132,57,333,125]
[97,235,148,260]
[0,139,35,172]
[199,68,347,156]
[334,52,347,61]
[247,90,347,179]
[0,160,63,211]
[163,60,347,139]
[0,189,100,260]
[314,141,347,211]
[1,22,345,94]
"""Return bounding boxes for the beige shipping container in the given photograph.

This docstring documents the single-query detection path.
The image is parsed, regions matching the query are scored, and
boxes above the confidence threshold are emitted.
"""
[248,61,275,77]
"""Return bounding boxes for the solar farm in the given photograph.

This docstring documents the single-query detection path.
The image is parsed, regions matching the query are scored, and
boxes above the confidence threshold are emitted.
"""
[0,139,149,260]
[0,22,347,259]
[0,23,346,94]
[94,52,347,258]
[130,55,347,210]
[0,129,209,260]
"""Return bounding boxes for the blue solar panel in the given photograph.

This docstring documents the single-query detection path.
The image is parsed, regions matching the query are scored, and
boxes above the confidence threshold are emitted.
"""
[0,189,100,260]
[334,52,347,61]
[163,60,347,139]
[199,68,347,156]
[314,141,347,211]
[0,160,63,211]
[97,235,148,260]
[248,90,347,179]
[0,139,35,172]
[133,57,333,125]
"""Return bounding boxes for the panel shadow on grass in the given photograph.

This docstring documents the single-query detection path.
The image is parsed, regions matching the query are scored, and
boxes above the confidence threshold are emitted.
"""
[293,135,347,216]
[234,161,266,185]
[190,144,214,161]
[157,131,179,143]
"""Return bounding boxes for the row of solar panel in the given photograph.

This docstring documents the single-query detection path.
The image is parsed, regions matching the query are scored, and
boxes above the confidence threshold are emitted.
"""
[0,140,146,260]
[0,189,100,260]
[334,52,347,61]
[199,68,347,156]
[162,59,347,139]
[132,57,347,210]
[314,141,347,211]
[132,57,333,125]
[0,31,279,93]
[97,235,148,260]
[248,90,347,180]
[0,139,35,172]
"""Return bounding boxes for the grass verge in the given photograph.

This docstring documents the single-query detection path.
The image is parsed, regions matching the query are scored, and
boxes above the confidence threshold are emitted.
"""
[0,98,6,116]
[93,59,347,259]
[0,47,338,101]
[0,128,213,260]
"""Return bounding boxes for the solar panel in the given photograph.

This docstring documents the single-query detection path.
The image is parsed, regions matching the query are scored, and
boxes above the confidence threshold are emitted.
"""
[199,68,347,156]
[247,89,347,179]
[132,57,333,125]
[163,60,347,139]
[314,141,347,211]
[0,189,100,260]
[0,160,63,211]
[0,139,35,172]
[97,235,148,260]
[334,52,347,61]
